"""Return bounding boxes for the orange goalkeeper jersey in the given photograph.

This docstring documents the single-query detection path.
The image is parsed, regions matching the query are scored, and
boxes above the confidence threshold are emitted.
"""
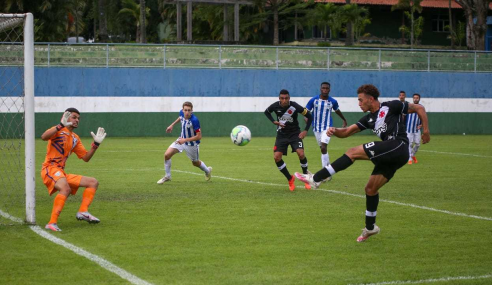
[42,127,88,169]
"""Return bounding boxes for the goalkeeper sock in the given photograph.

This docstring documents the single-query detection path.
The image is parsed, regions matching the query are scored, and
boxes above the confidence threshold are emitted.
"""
[199,161,209,173]
[49,194,67,224]
[79,188,96,212]
[165,159,172,177]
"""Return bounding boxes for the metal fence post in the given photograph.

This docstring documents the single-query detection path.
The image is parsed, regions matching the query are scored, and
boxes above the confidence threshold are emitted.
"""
[106,44,109,68]
[219,45,222,69]
[427,50,430,72]
[474,51,477,73]
[276,47,279,70]
[163,45,166,69]
[327,48,330,70]
[47,43,50,67]
[378,49,381,71]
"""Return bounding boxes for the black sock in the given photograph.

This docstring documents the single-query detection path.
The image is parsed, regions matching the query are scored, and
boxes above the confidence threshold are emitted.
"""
[331,154,354,172]
[300,157,308,174]
[365,194,379,230]
[276,160,292,181]
[313,167,330,182]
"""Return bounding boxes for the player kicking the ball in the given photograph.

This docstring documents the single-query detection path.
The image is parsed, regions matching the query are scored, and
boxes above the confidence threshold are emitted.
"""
[295,84,430,242]
[157,101,212,184]
[41,108,107,232]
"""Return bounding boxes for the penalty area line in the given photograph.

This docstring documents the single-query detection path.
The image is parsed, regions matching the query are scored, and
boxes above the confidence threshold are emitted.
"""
[174,170,492,222]
[0,209,153,285]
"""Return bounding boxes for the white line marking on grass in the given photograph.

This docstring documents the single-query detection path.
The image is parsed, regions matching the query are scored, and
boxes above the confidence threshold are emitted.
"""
[0,209,24,224]
[351,274,492,285]
[0,209,153,285]
[174,170,492,221]
[420,150,492,158]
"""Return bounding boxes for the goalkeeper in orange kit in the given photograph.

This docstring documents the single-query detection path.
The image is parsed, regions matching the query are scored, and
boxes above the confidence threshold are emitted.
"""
[41,108,107,232]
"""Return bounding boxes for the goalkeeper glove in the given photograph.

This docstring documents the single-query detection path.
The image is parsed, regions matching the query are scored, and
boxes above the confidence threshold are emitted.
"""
[91,127,107,148]
[56,111,73,130]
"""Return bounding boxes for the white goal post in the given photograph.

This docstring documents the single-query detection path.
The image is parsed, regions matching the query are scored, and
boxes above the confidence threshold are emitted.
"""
[0,13,35,224]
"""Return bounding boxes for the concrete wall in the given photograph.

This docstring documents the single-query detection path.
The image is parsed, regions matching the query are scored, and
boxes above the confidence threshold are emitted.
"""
[2,67,492,137]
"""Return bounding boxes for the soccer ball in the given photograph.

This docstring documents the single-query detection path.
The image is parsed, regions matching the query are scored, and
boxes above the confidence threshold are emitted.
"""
[230,125,251,146]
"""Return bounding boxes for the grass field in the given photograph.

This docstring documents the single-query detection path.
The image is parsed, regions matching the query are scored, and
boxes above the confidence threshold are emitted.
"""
[1,135,492,284]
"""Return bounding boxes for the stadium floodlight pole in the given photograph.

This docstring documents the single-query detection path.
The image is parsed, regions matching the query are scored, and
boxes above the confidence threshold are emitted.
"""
[24,13,35,224]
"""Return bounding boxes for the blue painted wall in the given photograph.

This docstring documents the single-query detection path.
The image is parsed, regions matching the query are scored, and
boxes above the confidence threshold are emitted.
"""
[31,68,492,98]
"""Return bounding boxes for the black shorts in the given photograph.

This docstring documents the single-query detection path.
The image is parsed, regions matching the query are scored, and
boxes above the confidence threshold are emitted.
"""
[362,139,409,181]
[274,132,304,155]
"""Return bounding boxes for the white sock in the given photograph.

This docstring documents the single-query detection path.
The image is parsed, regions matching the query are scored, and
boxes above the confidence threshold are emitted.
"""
[321,153,329,167]
[413,143,420,156]
[165,159,171,177]
[199,161,209,173]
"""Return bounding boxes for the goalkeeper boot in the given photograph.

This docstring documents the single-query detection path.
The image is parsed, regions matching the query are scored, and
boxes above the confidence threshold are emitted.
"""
[288,175,296,191]
[205,167,212,181]
[294,172,320,190]
[45,223,62,232]
[356,225,380,243]
[157,176,171,184]
[76,212,100,224]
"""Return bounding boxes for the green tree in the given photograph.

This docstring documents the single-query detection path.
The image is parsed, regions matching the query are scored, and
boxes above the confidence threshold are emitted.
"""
[398,12,423,45]
[340,4,368,46]
[353,10,371,44]
[392,0,423,48]
[307,3,341,41]
[455,0,491,50]
[118,0,150,42]
[252,0,309,45]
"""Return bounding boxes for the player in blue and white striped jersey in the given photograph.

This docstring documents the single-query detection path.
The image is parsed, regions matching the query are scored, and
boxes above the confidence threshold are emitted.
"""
[157,101,212,184]
[406,93,422,164]
[306,82,348,168]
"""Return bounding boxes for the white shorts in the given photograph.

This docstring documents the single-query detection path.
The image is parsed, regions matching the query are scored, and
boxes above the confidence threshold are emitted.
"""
[407,131,421,145]
[314,130,331,147]
[170,141,200,162]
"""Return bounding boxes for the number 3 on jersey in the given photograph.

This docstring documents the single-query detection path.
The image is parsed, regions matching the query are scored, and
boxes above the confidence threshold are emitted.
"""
[299,142,303,148]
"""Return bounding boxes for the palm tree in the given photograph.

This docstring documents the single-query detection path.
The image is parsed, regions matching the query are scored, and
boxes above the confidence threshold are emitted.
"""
[307,3,340,41]
[392,0,423,48]
[140,0,146,43]
[118,0,149,42]
[341,4,368,46]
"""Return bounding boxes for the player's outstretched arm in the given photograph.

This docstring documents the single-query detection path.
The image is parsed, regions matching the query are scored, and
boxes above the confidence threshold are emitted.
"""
[335,110,348,128]
[82,127,107,162]
[41,111,74,140]
[408,103,430,143]
[166,117,181,133]
[327,124,360,138]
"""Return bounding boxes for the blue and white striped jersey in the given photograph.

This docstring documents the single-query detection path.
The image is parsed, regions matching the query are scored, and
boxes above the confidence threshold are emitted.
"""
[406,111,421,134]
[305,95,340,132]
[179,110,201,146]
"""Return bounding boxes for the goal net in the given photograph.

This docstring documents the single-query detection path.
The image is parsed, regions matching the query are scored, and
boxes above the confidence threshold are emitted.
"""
[0,13,35,225]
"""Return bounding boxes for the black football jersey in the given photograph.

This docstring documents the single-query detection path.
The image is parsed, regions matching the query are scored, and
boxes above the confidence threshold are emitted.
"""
[357,100,409,143]
[266,101,308,135]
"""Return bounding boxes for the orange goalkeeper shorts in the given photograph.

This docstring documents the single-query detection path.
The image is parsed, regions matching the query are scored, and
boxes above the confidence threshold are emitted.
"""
[41,167,83,196]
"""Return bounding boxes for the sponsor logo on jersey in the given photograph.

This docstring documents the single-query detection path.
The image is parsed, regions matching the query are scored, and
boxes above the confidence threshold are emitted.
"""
[373,123,387,136]
[279,116,294,123]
